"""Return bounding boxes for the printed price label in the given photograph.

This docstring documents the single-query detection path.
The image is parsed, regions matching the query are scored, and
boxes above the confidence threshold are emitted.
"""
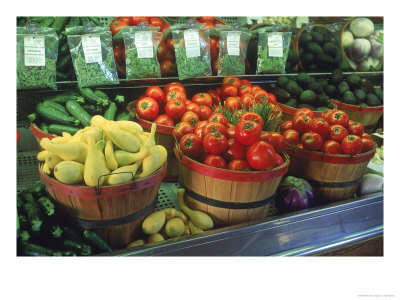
[227,32,241,56]
[82,35,102,63]
[268,34,283,57]
[24,35,45,66]
[184,30,200,58]
[135,31,154,58]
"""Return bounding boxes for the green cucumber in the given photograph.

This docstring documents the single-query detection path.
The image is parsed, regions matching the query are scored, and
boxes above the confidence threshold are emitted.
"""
[62,226,85,243]
[83,230,112,252]
[47,124,79,136]
[67,17,80,28]
[88,17,102,26]
[79,87,109,107]
[39,17,55,28]
[21,241,62,256]
[42,100,69,115]
[62,251,77,256]
[45,91,84,104]
[82,104,103,114]
[56,70,73,81]
[66,100,92,127]
[17,17,27,26]
[57,55,72,71]
[21,192,35,203]
[30,17,48,23]
[59,42,70,56]
[40,122,49,133]
[93,89,110,101]
[36,102,80,126]
[52,17,69,33]
[116,111,134,121]
[62,239,91,256]
[104,102,117,121]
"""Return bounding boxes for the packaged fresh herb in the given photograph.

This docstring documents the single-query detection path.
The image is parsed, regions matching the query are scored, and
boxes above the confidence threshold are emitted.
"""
[66,25,119,88]
[17,23,59,90]
[256,31,292,74]
[122,24,162,80]
[217,24,251,76]
[172,22,212,80]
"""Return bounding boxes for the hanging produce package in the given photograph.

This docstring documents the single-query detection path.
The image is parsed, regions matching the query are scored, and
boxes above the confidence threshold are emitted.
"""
[172,23,212,80]
[17,24,59,90]
[256,31,292,74]
[217,25,251,76]
[66,25,119,88]
[122,24,162,80]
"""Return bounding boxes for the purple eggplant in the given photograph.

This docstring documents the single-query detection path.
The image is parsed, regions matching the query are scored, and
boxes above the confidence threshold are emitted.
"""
[276,176,313,212]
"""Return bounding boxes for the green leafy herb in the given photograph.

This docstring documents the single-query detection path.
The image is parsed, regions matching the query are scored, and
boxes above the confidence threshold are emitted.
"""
[17,58,57,89]
[174,43,211,80]
[257,32,292,74]
[125,46,161,80]
[218,54,245,75]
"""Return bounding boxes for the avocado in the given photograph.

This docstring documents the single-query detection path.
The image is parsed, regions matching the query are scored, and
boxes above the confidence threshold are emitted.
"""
[339,59,351,71]
[316,106,329,112]
[360,78,375,94]
[316,53,334,68]
[298,46,304,56]
[276,76,289,88]
[309,76,316,84]
[308,64,318,71]
[317,94,331,106]
[306,42,323,55]
[346,73,361,87]
[354,89,366,103]
[271,87,291,102]
[300,90,318,105]
[311,31,324,46]
[342,91,356,105]
[319,79,329,88]
[308,82,323,94]
[323,42,338,57]
[330,69,343,85]
[285,80,303,97]
[325,31,340,44]
[324,84,337,97]
[374,87,383,101]
[299,32,312,46]
[367,93,382,106]
[337,81,350,95]
[287,48,299,65]
[297,103,316,110]
[301,53,314,66]
[283,98,298,108]
[296,72,312,87]
[359,102,369,107]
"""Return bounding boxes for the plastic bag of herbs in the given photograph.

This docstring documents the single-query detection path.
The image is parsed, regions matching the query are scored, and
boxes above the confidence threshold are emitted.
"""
[122,23,162,80]
[66,24,119,88]
[17,23,59,90]
[216,24,251,76]
[171,22,212,80]
[256,31,292,74]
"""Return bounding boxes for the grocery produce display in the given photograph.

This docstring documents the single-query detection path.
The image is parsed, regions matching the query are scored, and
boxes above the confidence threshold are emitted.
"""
[16,16,384,257]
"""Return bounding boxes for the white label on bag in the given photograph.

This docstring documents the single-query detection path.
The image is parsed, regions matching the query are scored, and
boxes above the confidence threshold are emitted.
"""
[227,32,241,56]
[24,35,45,66]
[135,31,153,58]
[268,34,283,57]
[82,35,102,63]
[184,30,200,58]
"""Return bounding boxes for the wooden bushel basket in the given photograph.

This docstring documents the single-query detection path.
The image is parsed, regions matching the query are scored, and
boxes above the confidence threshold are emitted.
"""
[284,143,376,203]
[277,101,337,123]
[331,100,383,133]
[39,163,167,250]
[30,122,56,150]
[174,146,289,227]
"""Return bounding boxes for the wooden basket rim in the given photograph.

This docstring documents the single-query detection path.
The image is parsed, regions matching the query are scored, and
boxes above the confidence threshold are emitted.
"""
[278,101,337,116]
[331,99,383,112]
[30,122,57,140]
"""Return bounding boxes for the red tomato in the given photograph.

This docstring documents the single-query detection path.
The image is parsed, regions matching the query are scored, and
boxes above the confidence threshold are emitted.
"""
[235,120,262,146]
[118,17,132,25]
[185,100,193,106]
[110,19,130,36]
[310,117,330,138]
[327,110,350,128]
[252,84,262,92]
[293,108,314,120]
[228,159,251,171]
[203,154,227,169]
[297,144,303,149]
[328,124,348,143]
[216,88,221,95]
[194,127,204,138]
[222,76,241,89]
[136,97,159,121]
[192,93,213,107]
[165,100,186,120]
[253,89,269,104]
[180,111,200,128]
[165,90,186,103]
[283,129,300,145]
[172,122,193,142]
[240,79,252,87]
[161,24,170,35]
[361,138,375,153]
[348,122,364,137]
[341,135,363,155]
[273,153,284,168]
[198,105,213,121]
[270,132,285,153]
[17,130,20,142]
[224,97,241,112]
[149,17,163,29]
[164,82,185,95]
[322,140,342,154]
[223,139,247,161]
[180,133,203,158]
[260,131,273,144]
[156,39,168,61]
[194,120,207,131]
[267,93,276,105]
[154,114,174,127]
[239,112,264,128]
[279,121,292,132]
[362,133,371,139]
[160,60,177,77]
[166,39,174,52]
[208,113,228,127]
[226,124,236,139]
[321,109,334,121]
[209,37,219,60]
[145,86,165,106]
[113,47,125,65]
[131,16,150,26]
[199,16,215,23]
[202,122,227,137]
[247,141,276,170]
[208,90,222,106]
[186,103,201,115]
[203,132,228,154]
[240,94,256,109]
[212,57,219,75]
[221,84,238,99]
[203,22,215,29]
[238,84,252,96]
[292,115,313,134]
[301,132,323,151]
